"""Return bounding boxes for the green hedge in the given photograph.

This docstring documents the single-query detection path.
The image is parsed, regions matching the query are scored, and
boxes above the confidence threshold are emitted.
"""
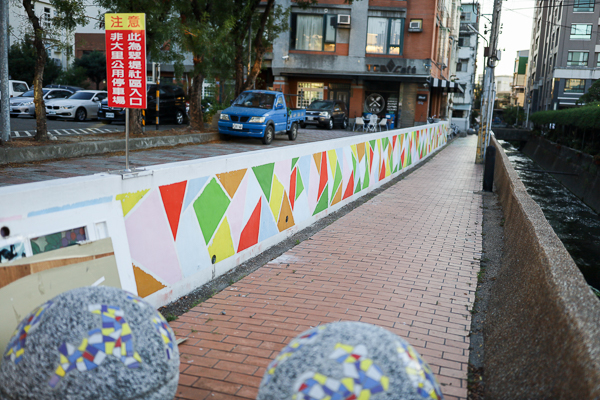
[530,104,600,129]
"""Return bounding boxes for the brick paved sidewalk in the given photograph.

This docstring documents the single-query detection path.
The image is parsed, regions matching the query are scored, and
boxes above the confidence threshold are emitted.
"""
[171,135,483,400]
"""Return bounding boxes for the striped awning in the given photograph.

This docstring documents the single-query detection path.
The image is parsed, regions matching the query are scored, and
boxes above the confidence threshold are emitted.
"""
[431,78,465,93]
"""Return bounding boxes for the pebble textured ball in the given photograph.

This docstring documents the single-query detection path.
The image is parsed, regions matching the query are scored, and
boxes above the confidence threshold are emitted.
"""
[0,286,179,400]
[257,321,443,400]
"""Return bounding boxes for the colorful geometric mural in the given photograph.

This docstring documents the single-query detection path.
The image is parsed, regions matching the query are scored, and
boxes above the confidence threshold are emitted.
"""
[117,127,448,297]
[3,301,54,364]
[396,339,443,400]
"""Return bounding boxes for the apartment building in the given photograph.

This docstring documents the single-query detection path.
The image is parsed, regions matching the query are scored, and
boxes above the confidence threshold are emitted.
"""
[452,2,480,131]
[526,0,600,111]
[511,50,529,107]
[269,0,464,127]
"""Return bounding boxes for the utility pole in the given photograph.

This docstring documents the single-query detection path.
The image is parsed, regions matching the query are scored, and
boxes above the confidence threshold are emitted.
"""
[0,0,10,143]
[475,0,503,163]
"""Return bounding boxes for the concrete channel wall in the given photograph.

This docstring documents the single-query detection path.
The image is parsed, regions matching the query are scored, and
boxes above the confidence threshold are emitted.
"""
[486,136,600,398]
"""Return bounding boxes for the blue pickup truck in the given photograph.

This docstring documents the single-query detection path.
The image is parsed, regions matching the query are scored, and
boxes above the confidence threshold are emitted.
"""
[218,90,306,145]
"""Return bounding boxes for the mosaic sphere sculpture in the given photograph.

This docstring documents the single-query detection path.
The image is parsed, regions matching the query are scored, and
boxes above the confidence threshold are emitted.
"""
[0,286,179,400]
[257,321,444,400]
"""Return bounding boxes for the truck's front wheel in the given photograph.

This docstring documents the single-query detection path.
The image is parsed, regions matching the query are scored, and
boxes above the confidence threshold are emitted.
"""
[263,124,274,145]
[288,123,298,141]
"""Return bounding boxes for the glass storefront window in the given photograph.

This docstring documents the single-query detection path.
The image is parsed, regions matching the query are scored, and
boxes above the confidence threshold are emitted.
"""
[564,79,585,93]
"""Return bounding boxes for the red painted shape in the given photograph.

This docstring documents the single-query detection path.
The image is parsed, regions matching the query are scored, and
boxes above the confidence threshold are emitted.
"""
[159,181,187,241]
[115,337,122,347]
[238,198,261,252]
[369,147,374,173]
[401,149,405,166]
[343,172,354,200]
[392,135,397,149]
[83,352,95,362]
[379,161,386,181]
[318,152,328,199]
[299,383,308,391]
[290,168,297,210]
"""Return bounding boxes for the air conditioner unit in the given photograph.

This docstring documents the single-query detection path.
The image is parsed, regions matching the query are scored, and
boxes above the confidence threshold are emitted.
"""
[408,19,423,32]
[337,14,351,27]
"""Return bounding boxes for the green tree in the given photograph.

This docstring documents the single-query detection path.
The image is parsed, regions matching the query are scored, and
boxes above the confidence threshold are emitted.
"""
[503,106,524,126]
[74,51,106,89]
[56,65,90,88]
[18,0,88,141]
[577,80,600,105]
[93,0,180,134]
[8,37,62,86]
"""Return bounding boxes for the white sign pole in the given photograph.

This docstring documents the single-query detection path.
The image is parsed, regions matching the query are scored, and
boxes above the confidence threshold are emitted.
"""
[125,108,130,171]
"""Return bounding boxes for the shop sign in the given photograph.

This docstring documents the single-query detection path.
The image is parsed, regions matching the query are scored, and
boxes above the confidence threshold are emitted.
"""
[417,94,427,105]
[105,13,147,109]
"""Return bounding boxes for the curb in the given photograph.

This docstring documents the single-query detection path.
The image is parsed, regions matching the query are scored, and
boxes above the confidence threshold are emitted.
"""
[0,132,220,165]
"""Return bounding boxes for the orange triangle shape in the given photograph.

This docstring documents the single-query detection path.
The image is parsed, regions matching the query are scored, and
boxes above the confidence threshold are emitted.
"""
[313,153,322,174]
[159,181,187,240]
[217,169,247,199]
[357,142,365,162]
[331,183,343,206]
[277,191,295,232]
[133,264,166,298]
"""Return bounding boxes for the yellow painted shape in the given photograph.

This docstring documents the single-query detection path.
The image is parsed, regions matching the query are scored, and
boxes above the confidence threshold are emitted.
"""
[341,377,354,391]
[269,176,284,221]
[162,334,170,344]
[385,158,391,177]
[207,217,235,264]
[360,359,373,371]
[351,144,358,159]
[15,348,24,357]
[60,354,68,364]
[105,13,146,30]
[217,169,247,199]
[358,390,371,400]
[105,342,115,355]
[335,343,354,353]
[133,264,166,298]
[122,323,132,336]
[313,153,322,174]
[134,352,142,363]
[77,357,83,363]
[327,150,337,177]
[116,189,150,216]
[291,342,300,348]
[381,375,389,390]
[314,373,327,385]
[78,338,88,351]
[24,325,30,333]
[55,366,65,377]
[122,344,127,356]
[102,328,115,335]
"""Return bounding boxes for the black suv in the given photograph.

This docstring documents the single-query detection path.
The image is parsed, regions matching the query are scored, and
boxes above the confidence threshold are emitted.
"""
[98,83,187,125]
[301,100,348,130]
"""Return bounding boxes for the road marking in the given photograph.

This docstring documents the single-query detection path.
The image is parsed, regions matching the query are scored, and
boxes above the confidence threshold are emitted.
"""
[10,127,121,138]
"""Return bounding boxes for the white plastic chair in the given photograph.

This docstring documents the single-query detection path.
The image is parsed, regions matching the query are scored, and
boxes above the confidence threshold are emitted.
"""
[353,117,365,132]
[367,114,378,132]
[378,118,388,131]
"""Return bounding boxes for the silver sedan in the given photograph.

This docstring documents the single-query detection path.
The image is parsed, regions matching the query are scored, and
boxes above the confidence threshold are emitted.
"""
[45,90,108,121]
[10,88,75,118]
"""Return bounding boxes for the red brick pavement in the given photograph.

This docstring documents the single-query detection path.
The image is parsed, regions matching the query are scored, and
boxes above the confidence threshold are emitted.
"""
[171,135,483,400]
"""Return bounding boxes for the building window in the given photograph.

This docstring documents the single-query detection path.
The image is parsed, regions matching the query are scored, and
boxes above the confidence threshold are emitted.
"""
[597,52,600,66]
[564,79,585,93]
[291,14,336,52]
[366,17,404,55]
[298,82,324,108]
[567,51,588,66]
[456,58,469,72]
[458,35,470,47]
[570,24,592,39]
[573,0,594,12]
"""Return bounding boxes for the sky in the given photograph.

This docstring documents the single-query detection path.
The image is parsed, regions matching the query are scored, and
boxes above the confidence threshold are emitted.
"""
[474,0,536,78]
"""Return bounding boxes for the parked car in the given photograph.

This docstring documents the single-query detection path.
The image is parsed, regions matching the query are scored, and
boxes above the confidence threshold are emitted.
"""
[301,99,348,130]
[1,80,29,99]
[97,83,187,125]
[10,87,76,118]
[218,90,306,144]
[45,90,108,121]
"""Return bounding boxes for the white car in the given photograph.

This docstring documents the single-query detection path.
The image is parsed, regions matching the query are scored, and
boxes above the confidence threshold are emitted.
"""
[45,90,108,121]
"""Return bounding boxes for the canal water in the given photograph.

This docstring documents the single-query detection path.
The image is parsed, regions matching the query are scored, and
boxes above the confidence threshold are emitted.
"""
[499,140,600,291]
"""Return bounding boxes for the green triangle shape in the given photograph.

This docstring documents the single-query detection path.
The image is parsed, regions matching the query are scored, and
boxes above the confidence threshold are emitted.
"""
[295,168,305,201]
[333,163,342,198]
[382,137,389,150]
[291,157,299,170]
[252,163,275,202]
[352,154,357,178]
[355,178,362,194]
[369,140,376,151]
[363,166,370,189]
[193,178,231,245]
[312,184,329,216]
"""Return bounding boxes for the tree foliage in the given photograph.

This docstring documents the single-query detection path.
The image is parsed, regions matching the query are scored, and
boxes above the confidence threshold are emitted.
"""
[530,104,600,130]
[74,51,106,89]
[56,65,90,88]
[503,106,524,126]
[578,80,600,105]
[8,37,62,86]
